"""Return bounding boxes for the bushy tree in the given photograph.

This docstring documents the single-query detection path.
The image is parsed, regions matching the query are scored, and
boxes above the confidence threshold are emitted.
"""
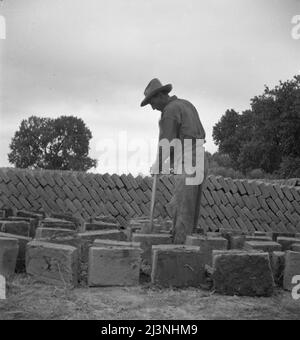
[213,75,300,178]
[8,115,97,171]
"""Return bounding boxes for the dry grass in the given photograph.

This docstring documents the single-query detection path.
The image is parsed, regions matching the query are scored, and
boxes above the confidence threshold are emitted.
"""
[0,274,299,320]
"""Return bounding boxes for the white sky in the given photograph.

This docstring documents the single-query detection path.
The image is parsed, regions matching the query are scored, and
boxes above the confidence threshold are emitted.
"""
[0,0,300,175]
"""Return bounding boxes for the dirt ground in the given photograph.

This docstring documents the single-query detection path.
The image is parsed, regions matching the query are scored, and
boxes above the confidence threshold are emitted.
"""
[0,274,299,320]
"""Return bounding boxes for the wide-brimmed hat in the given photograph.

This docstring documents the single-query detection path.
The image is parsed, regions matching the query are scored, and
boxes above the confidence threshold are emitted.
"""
[140,78,172,107]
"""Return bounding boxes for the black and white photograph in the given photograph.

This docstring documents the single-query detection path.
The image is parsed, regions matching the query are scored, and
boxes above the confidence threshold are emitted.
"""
[0,0,300,322]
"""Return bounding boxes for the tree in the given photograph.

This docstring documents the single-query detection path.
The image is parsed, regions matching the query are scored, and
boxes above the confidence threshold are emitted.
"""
[8,115,98,171]
[212,75,300,178]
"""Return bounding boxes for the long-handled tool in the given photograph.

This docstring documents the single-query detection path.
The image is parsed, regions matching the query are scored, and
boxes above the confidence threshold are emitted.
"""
[149,174,158,233]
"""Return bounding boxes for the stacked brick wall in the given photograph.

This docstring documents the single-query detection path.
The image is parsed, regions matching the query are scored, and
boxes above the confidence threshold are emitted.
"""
[0,168,299,233]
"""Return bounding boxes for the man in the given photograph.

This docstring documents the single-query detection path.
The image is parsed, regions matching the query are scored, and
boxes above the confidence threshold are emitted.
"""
[141,78,208,244]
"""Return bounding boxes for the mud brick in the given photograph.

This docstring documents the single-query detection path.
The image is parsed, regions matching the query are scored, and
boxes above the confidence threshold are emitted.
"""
[257,182,271,199]
[229,218,241,232]
[242,196,254,210]
[26,241,78,287]
[220,218,232,231]
[234,205,247,221]
[244,219,255,233]
[127,174,139,190]
[235,180,246,195]
[71,199,82,212]
[210,176,222,190]
[291,187,300,201]
[132,233,172,266]
[258,209,272,224]
[115,215,128,228]
[292,200,300,215]
[267,209,280,224]
[284,211,297,225]
[0,170,10,183]
[200,206,209,219]
[93,239,141,248]
[251,208,261,221]
[225,177,238,194]
[88,246,141,287]
[267,185,279,201]
[137,177,149,192]
[230,235,246,249]
[111,174,125,189]
[233,193,244,208]
[253,220,265,232]
[206,217,218,231]
[45,185,58,202]
[130,201,143,216]
[0,182,12,197]
[79,230,127,262]
[186,235,228,265]
[103,188,115,203]
[283,251,300,291]
[110,188,123,203]
[79,185,93,202]
[0,237,19,278]
[0,232,31,272]
[211,190,222,206]
[218,176,230,193]
[104,201,118,217]
[81,200,94,217]
[94,174,108,189]
[248,180,262,197]
[62,185,75,200]
[212,250,275,297]
[53,173,64,187]
[269,251,285,287]
[113,201,127,217]
[242,207,255,221]
[7,182,19,197]
[273,184,285,200]
[122,201,136,217]
[162,188,172,202]
[203,190,214,206]
[16,181,30,198]
[245,240,281,253]
[161,176,174,193]
[212,218,223,231]
[43,172,56,187]
[261,222,273,233]
[276,210,289,225]
[236,217,248,233]
[0,221,31,237]
[89,201,101,216]
[281,199,293,214]
[64,199,76,214]
[266,198,279,215]
[18,195,32,211]
[87,187,101,203]
[119,174,131,189]
[35,227,76,240]
[277,237,300,251]
[52,185,66,200]
[9,196,23,210]
[274,198,287,213]
[35,172,48,187]
[219,191,229,205]
[119,188,132,203]
[136,188,148,204]
[151,245,206,287]
[96,187,106,202]
[213,205,225,220]
[282,186,294,202]
[257,196,269,212]
[241,180,253,196]
[219,204,232,220]
[205,178,215,192]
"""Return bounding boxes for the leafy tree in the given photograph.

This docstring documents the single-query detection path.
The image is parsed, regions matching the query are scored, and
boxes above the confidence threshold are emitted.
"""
[213,75,300,178]
[8,115,97,171]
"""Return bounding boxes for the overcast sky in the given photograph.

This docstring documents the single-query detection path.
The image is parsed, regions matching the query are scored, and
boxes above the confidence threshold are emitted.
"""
[0,0,300,175]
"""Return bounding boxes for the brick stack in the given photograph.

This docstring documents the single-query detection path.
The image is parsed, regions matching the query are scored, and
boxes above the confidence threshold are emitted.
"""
[0,168,299,234]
